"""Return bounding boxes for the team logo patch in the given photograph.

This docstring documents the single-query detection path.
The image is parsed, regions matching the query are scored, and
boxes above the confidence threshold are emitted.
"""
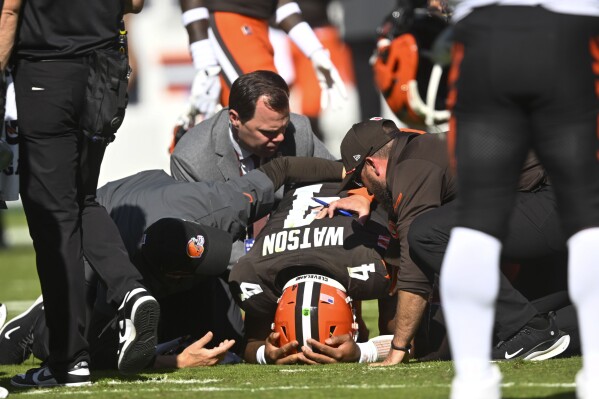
[187,235,206,258]
[369,116,384,121]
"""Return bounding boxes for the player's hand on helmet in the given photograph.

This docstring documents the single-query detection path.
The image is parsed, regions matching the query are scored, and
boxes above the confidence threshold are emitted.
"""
[265,332,301,364]
[176,331,235,368]
[321,195,371,225]
[190,64,222,118]
[300,334,360,364]
[310,48,347,111]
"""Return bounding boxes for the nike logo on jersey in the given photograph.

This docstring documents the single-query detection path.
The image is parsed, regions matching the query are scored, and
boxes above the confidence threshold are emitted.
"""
[4,326,20,339]
[261,227,344,256]
[504,348,524,359]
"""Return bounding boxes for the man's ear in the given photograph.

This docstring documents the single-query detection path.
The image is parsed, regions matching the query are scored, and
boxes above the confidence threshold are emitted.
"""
[365,157,381,176]
[229,109,240,129]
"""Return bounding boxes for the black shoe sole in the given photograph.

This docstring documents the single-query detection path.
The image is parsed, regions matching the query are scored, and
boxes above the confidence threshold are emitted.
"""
[118,298,160,375]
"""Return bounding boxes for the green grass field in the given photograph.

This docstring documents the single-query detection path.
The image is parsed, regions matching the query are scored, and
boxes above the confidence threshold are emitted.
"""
[0,207,581,398]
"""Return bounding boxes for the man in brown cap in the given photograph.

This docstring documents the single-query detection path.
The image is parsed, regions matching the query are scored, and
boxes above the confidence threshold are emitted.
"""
[323,118,571,366]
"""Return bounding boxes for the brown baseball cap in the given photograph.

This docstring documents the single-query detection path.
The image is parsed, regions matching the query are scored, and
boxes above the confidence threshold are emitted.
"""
[339,118,399,191]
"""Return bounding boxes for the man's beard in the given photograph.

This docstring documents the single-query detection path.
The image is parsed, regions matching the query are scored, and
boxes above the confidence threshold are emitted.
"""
[367,178,393,212]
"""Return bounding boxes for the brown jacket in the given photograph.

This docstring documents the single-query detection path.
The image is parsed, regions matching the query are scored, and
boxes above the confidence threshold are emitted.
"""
[385,131,546,295]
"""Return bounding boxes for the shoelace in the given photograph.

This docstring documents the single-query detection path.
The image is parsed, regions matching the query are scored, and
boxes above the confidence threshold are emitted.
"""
[495,327,532,349]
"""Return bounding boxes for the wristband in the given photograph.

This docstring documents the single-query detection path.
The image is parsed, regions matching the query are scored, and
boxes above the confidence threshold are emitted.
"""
[190,39,218,70]
[276,2,301,24]
[287,21,324,59]
[391,342,412,352]
[356,341,377,363]
[256,344,267,365]
[182,7,209,27]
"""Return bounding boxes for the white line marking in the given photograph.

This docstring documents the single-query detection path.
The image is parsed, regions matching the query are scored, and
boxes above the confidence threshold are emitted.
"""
[20,381,578,395]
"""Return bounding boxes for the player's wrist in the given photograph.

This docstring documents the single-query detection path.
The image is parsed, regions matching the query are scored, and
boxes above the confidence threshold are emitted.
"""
[275,2,301,24]
[181,7,209,27]
[391,340,412,353]
[256,344,268,365]
[357,341,377,363]
[287,21,324,59]
[190,39,218,70]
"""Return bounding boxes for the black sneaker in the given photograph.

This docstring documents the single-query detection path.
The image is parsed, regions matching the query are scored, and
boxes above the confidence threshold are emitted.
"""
[492,312,570,361]
[11,361,91,387]
[117,288,160,375]
[0,296,44,364]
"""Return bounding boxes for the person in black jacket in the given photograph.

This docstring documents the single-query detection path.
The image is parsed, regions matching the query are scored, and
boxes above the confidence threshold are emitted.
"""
[0,0,160,388]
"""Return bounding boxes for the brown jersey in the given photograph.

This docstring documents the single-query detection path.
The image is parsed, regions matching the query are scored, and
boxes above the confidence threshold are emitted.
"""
[229,183,392,319]
[386,132,547,295]
[206,0,277,20]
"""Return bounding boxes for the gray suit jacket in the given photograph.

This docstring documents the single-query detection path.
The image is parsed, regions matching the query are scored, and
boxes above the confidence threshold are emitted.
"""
[170,108,335,182]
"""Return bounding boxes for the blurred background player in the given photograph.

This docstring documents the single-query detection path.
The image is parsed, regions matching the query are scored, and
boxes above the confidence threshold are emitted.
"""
[172,0,347,147]
[371,0,452,131]
[439,2,599,398]
[269,0,359,150]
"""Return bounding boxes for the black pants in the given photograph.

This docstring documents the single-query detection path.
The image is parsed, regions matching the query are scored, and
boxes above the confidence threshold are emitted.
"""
[450,6,599,239]
[408,186,567,341]
[14,59,143,372]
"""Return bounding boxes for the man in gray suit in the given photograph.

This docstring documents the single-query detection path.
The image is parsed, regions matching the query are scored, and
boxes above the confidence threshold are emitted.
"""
[170,70,335,183]
[171,70,336,268]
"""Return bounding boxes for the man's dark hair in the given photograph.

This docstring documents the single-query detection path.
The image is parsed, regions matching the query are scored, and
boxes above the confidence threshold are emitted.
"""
[229,70,290,123]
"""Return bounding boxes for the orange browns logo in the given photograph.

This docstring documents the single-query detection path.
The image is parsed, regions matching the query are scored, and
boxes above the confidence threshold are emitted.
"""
[187,235,206,259]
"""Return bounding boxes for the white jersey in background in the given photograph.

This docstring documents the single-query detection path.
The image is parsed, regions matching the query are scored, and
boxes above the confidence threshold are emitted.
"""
[449,0,599,22]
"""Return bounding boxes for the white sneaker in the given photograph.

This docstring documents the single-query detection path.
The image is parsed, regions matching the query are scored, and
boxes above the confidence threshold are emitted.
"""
[450,364,501,399]
[576,369,599,399]
[117,288,160,375]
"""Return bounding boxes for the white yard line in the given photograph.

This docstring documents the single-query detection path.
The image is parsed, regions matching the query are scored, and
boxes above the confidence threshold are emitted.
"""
[20,381,578,395]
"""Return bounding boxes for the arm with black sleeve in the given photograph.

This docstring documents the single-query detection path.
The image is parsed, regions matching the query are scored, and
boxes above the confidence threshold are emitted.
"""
[257,156,343,191]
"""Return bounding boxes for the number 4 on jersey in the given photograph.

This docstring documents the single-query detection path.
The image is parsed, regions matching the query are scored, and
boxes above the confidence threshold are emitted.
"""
[347,263,375,281]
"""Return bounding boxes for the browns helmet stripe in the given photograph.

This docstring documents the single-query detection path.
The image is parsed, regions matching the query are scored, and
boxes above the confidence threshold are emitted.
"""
[295,280,324,348]
[309,282,321,344]
[294,281,305,347]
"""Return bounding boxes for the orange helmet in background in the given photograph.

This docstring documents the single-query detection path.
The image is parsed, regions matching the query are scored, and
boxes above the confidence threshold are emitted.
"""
[372,2,452,130]
[273,274,357,351]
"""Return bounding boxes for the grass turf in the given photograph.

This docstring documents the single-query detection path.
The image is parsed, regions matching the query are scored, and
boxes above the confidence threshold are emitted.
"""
[0,207,581,398]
